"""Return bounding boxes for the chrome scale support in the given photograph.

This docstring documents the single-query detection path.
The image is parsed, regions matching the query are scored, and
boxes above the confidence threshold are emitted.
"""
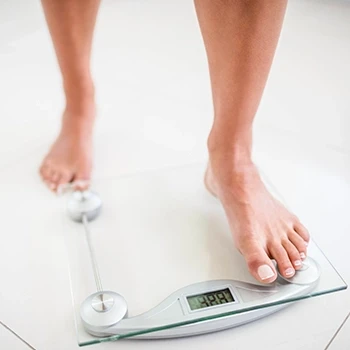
[67,191,128,332]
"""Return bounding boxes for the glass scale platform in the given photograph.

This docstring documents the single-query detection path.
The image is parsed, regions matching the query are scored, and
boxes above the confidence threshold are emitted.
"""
[62,163,347,346]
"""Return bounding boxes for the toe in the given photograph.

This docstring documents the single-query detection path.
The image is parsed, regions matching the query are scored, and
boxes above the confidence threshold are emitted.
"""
[40,164,59,191]
[45,169,61,191]
[50,172,62,192]
[269,243,295,278]
[241,241,277,283]
[43,177,56,191]
[50,171,60,183]
[73,170,91,191]
[40,164,51,181]
[288,231,308,260]
[56,172,74,193]
[48,182,57,192]
[73,180,90,191]
[49,171,61,189]
[294,221,310,243]
[282,239,302,270]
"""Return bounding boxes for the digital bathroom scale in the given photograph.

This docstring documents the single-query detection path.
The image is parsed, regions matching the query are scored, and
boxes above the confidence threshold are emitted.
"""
[62,163,347,347]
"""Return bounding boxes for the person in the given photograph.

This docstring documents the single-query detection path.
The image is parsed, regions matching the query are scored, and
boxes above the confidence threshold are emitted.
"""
[39,0,309,284]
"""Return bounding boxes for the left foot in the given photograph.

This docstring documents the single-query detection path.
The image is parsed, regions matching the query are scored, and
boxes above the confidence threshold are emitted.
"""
[205,156,310,284]
[39,104,95,192]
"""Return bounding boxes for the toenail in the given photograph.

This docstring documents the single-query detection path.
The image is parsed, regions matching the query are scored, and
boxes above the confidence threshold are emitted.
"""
[300,252,306,260]
[73,180,90,190]
[49,183,56,190]
[285,268,295,277]
[257,265,275,280]
[304,241,309,246]
[294,260,302,267]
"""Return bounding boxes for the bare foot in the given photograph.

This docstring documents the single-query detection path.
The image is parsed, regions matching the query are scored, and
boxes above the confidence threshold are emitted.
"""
[40,105,95,192]
[205,159,310,284]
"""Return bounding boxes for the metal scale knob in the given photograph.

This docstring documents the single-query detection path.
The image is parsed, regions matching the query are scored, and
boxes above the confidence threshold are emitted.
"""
[67,190,102,223]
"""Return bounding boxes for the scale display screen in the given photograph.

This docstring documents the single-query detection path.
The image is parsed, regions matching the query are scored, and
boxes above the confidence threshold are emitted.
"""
[186,288,235,311]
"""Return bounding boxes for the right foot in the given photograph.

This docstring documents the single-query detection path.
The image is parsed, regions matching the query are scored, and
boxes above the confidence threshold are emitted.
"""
[205,156,310,284]
[39,104,95,192]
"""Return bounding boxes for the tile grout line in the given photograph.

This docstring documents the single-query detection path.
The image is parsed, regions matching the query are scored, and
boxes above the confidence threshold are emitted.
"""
[0,321,36,350]
[324,311,350,349]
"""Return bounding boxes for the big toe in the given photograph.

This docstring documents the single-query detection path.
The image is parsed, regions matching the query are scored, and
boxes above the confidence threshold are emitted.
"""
[241,241,277,284]
[72,169,91,191]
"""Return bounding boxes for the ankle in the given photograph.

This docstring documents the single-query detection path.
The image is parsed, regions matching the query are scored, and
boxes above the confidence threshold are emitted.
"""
[209,155,255,186]
[64,100,96,120]
[207,127,253,167]
[61,97,96,134]
[207,129,258,191]
[63,77,96,116]
[208,158,259,202]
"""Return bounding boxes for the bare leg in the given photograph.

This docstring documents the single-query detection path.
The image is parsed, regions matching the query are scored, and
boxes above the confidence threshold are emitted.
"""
[40,0,101,191]
[194,0,310,283]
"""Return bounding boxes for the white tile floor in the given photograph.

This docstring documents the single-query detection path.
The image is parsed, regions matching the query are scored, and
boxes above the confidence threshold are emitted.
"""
[0,0,349,349]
